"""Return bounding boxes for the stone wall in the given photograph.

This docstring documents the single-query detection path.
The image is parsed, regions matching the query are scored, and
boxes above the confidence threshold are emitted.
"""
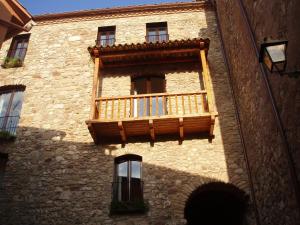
[214,0,300,224]
[0,5,254,225]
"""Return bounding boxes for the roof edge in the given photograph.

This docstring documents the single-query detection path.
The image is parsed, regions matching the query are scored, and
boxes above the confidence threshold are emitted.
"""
[34,1,212,22]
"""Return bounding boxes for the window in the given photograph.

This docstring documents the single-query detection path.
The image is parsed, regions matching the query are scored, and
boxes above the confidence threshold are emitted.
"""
[113,154,143,202]
[97,26,116,47]
[0,85,25,136]
[4,34,30,68]
[146,22,168,43]
[131,76,166,117]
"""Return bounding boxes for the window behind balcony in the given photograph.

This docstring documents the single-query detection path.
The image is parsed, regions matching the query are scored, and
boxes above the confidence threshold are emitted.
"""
[0,85,25,136]
[5,34,30,67]
[113,154,143,202]
[146,22,168,43]
[131,76,166,117]
[97,26,116,47]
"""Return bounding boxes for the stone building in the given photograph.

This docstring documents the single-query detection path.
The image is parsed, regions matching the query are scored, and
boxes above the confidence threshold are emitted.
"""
[0,0,299,225]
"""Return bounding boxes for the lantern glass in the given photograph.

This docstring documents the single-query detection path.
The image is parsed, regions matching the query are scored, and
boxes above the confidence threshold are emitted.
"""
[266,44,286,63]
[260,40,288,72]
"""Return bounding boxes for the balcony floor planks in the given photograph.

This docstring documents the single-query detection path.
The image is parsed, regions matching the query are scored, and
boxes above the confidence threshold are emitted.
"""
[87,114,214,144]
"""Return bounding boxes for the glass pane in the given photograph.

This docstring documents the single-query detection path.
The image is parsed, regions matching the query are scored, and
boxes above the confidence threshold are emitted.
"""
[131,161,141,179]
[9,92,23,117]
[137,98,150,117]
[6,116,19,134]
[152,97,164,116]
[0,93,12,130]
[14,48,21,59]
[148,30,156,36]
[16,42,23,49]
[159,29,167,35]
[148,30,157,42]
[266,44,286,63]
[116,161,129,201]
[100,35,107,40]
[0,93,11,117]
[117,161,128,177]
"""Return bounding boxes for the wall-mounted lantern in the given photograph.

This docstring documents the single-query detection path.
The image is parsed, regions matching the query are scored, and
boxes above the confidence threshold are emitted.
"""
[259,39,288,73]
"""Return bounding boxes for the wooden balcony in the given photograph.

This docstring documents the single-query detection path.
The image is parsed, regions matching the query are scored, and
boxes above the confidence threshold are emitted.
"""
[86,38,217,144]
[86,91,217,144]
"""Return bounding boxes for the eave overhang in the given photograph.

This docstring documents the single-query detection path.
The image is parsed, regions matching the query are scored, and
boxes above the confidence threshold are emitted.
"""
[88,38,210,68]
[1,0,34,41]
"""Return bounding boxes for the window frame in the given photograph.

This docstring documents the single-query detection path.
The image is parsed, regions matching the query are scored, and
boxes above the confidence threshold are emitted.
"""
[113,154,143,202]
[0,85,26,136]
[97,26,116,47]
[146,22,168,43]
[5,33,30,66]
[131,76,166,117]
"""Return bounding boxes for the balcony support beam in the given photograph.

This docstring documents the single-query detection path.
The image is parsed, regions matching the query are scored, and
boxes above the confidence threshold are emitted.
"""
[118,121,127,142]
[149,119,155,141]
[179,117,184,140]
[87,123,99,144]
[200,50,214,113]
[210,115,215,136]
[90,57,100,120]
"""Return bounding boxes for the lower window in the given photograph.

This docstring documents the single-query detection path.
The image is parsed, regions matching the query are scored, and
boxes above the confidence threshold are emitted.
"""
[111,154,147,214]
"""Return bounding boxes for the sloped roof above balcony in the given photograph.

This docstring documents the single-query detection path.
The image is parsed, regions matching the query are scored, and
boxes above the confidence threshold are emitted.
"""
[88,38,210,67]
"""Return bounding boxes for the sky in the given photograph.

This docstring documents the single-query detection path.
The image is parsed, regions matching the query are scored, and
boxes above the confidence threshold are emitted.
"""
[19,0,192,15]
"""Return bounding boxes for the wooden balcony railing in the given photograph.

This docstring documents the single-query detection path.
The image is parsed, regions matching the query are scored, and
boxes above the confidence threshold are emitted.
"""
[87,91,216,143]
[94,91,209,121]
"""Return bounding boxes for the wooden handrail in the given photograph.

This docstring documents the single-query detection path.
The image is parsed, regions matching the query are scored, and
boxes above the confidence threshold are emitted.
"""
[95,91,207,101]
[94,92,210,120]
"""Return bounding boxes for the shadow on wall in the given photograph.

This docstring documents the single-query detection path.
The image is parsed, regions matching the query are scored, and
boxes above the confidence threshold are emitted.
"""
[199,6,259,225]
[97,62,203,97]
[0,126,248,225]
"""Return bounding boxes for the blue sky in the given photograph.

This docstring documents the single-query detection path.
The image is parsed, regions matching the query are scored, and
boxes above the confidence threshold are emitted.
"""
[19,0,192,15]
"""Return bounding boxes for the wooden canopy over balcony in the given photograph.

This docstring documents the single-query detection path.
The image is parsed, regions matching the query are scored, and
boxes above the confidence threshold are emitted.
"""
[88,38,210,68]
[86,38,217,144]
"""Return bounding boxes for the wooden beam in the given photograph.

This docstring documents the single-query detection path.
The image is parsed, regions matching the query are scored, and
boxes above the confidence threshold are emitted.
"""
[179,117,184,140]
[87,123,99,144]
[103,58,198,68]
[200,50,214,113]
[90,57,100,119]
[210,115,215,136]
[149,119,155,141]
[118,121,127,142]
[101,48,200,60]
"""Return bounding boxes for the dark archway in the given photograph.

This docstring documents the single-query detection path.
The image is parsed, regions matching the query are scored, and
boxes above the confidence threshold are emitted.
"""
[184,182,249,225]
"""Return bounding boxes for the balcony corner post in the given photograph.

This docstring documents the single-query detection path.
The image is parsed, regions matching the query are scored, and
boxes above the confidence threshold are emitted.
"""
[200,49,215,113]
[90,57,101,120]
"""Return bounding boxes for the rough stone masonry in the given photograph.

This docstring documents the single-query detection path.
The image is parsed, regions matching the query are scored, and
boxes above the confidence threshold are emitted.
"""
[0,2,256,225]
